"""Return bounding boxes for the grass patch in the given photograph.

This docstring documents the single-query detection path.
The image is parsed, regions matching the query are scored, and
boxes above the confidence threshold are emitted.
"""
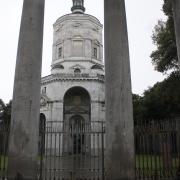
[135,154,179,177]
[0,156,8,171]
[0,154,179,177]
[136,154,179,169]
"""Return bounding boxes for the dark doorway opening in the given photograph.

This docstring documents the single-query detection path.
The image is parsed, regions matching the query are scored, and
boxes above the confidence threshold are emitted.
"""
[69,115,85,154]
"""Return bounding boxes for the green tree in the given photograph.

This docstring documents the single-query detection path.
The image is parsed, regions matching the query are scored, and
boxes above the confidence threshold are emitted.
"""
[0,99,11,125]
[151,0,178,73]
[143,71,180,119]
[132,94,146,122]
[0,99,5,121]
[133,72,180,121]
[132,0,180,122]
[3,100,11,125]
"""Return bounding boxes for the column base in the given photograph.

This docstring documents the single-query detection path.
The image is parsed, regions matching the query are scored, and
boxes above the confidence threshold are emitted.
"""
[7,156,38,180]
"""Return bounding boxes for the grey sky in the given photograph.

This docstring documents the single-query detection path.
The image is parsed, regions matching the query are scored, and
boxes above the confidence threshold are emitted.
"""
[0,0,165,103]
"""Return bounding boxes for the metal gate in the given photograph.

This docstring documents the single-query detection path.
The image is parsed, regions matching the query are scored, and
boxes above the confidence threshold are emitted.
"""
[39,121,105,180]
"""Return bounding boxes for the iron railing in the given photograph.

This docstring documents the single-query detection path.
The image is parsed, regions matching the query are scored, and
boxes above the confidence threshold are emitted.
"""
[135,119,180,180]
[1,118,180,180]
[39,121,105,180]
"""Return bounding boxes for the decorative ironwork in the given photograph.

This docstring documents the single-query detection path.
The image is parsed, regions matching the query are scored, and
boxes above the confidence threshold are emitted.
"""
[135,119,180,180]
[39,121,105,180]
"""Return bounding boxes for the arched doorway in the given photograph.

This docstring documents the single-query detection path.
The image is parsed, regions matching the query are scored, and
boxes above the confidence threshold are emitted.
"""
[63,87,91,154]
[63,86,91,123]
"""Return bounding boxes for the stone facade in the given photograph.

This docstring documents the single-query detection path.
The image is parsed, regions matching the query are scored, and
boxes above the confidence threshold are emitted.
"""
[40,7,105,127]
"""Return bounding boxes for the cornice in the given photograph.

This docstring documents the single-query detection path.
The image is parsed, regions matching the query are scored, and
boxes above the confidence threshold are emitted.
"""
[41,74,105,85]
[41,99,104,105]
[52,58,104,67]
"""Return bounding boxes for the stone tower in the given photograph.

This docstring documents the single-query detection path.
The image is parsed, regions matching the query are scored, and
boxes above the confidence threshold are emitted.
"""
[41,0,105,123]
[39,1,105,178]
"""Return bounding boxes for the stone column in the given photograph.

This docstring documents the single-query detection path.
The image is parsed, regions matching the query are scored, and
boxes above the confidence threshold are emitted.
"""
[104,0,135,179]
[8,0,45,179]
[172,0,180,67]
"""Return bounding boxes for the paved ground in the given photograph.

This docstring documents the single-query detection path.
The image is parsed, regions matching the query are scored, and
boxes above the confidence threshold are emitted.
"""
[40,154,104,179]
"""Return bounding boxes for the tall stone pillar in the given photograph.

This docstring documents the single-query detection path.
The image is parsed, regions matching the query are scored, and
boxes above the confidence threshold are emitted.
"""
[173,0,180,67]
[8,0,45,179]
[104,0,135,179]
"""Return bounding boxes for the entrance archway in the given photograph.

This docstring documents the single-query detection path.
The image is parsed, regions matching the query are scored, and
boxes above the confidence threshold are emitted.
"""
[63,86,91,123]
[63,87,91,154]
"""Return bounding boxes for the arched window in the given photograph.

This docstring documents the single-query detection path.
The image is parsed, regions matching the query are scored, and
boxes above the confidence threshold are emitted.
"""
[74,68,81,75]
[91,64,103,71]
[52,64,64,70]
[42,87,46,94]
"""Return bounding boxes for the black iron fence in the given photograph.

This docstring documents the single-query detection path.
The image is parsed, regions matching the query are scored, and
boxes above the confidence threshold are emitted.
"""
[0,122,9,180]
[38,121,105,180]
[135,119,180,180]
[1,118,180,180]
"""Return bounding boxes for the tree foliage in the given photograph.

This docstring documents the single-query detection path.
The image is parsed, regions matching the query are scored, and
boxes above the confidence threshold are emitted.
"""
[133,71,180,120]
[133,94,145,122]
[150,0,178,73]
[135,0,180,121]
[0,99,11,125]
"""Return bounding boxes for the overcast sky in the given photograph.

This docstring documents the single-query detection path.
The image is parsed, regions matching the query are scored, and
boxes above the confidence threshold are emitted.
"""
[0,0,166,103]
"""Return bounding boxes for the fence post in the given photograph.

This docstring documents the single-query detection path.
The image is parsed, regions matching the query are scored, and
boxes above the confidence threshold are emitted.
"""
[102,122,105,180]
[15,172,24,180]
[176,117,180,179]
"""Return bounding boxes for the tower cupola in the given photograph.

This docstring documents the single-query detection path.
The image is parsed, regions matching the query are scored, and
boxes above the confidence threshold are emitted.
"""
[71,0,85,14]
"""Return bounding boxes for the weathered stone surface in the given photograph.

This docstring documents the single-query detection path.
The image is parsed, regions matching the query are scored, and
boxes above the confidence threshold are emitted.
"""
[41,11,105,126]
[8,0,45,179]
[51,13,103,74]
[173,0,180,67]
[104,0,135,179]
